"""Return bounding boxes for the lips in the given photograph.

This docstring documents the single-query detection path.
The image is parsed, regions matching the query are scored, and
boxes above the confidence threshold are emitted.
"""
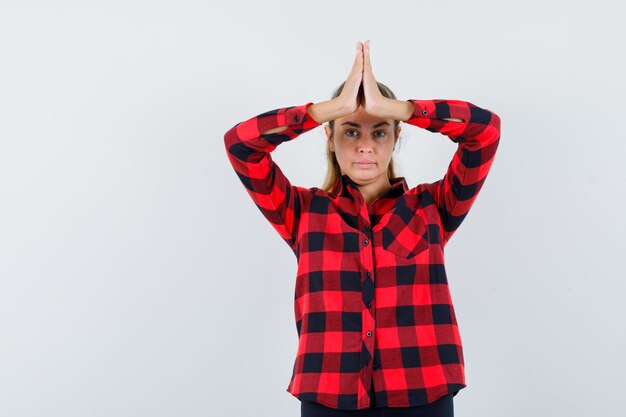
[354,161,375,168]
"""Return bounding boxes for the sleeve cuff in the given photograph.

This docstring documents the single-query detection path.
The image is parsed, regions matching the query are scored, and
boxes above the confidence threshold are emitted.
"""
[256,102,321,137]
[405,99,436,120]
[285,102,321,130]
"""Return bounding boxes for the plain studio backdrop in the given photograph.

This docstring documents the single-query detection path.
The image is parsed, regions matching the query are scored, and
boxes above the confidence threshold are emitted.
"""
[1,1,625,416]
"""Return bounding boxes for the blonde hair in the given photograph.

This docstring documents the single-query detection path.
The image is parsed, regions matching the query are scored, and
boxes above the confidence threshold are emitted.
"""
[321,81,401,192]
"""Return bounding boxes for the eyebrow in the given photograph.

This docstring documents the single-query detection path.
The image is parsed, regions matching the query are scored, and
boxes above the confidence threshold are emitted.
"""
[340,121,391,128]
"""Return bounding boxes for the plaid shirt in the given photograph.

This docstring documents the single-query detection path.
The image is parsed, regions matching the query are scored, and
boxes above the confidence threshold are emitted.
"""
[224,98,501,410]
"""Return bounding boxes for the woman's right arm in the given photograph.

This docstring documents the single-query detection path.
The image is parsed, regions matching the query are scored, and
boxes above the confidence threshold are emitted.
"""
[223,101,325,252]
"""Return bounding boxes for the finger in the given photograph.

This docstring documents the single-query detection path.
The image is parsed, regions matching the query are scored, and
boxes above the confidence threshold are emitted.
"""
[352,43,363,68]
[363,40,370,67]
[363,47,373,78]
[361,40,377,97]
[352,45,364,80]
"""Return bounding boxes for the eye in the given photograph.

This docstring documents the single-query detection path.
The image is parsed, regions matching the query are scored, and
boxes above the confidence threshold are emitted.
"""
[344,129,388,138]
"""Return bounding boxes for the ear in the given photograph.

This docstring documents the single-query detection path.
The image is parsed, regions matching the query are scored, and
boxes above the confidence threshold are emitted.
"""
[325,124,334,152]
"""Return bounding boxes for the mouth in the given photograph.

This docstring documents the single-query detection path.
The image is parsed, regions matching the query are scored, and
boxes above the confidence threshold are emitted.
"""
[354,161,375,168]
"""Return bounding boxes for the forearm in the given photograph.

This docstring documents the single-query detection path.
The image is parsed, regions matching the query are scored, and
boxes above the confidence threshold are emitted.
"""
[306,99,351,125]
[365,98,414,121]
[225,102,320,155]
[260,99,347,135]
[404,99,500,148]
[260,98,464,136]
[374,98,463,122]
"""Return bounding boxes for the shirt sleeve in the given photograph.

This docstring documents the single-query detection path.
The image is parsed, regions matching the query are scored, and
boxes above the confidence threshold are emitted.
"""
[404,99,501,246]
[223,102,321,251]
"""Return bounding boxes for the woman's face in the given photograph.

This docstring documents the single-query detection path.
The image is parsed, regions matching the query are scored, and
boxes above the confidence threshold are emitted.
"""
[325,105,400,187]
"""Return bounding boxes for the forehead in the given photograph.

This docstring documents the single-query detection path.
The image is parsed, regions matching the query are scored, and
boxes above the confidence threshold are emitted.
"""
[336,107,393,128]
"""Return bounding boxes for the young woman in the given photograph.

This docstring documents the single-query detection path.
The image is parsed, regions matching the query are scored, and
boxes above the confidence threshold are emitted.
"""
[224,40,501,417]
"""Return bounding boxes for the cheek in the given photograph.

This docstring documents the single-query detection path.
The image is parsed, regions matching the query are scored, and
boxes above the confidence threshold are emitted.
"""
[381,142,394,155]
[335,151,349,166]
[335,149,355,171]
[334,142,349,157]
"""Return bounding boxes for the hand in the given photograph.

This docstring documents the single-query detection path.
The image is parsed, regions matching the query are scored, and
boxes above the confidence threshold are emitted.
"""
[360,40,389,117]
[308,41,414,124]
[334,42,364,115]
[359,40,416,121]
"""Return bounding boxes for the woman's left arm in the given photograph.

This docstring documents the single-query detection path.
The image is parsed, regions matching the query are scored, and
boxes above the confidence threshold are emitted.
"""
[400,98,501,246]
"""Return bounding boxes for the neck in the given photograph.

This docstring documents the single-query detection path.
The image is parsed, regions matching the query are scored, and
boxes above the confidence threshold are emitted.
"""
[358,178,392,206]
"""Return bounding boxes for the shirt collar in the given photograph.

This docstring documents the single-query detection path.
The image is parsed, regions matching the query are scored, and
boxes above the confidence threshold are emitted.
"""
[331,174,408,198]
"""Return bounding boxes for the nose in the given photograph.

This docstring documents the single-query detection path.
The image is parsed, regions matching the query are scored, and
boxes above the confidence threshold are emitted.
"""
[358,136,373,153]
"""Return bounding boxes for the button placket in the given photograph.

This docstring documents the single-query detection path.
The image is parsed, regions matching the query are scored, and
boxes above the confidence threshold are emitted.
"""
[362,270,374,309]
[355,187,376,377]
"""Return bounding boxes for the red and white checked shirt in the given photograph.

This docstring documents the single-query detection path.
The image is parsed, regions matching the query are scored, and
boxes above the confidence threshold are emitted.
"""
[223,98,501,410]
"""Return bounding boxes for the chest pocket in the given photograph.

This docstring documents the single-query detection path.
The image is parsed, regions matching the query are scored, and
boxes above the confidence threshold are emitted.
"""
[381,205,430,259]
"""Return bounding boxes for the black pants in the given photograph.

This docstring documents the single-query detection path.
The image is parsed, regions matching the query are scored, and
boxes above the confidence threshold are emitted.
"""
[300,393,453,417]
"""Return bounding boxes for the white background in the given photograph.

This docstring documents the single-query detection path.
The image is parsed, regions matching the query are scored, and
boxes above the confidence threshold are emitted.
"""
[1,1,625,416]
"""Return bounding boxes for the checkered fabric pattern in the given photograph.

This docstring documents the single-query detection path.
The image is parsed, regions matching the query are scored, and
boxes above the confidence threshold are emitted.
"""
[224,99,501,410]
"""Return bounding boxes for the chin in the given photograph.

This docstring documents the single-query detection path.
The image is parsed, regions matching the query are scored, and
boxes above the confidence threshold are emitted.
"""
[352,171,377,181]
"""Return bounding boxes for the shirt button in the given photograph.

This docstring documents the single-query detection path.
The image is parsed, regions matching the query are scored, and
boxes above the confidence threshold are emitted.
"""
[366,302,371,308]
[363,239,369,246]
[294,115,300,122]
[366,331,372,337]
[422,109,428,116]
[366,271,371,278]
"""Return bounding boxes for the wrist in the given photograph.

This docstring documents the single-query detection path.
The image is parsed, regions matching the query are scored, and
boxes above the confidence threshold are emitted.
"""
[400,100,415,121]
[308,99,352,124]
[376,97,413,121]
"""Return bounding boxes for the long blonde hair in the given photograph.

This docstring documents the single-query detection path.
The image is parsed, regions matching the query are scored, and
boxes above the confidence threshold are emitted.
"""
[321,81,402,192]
